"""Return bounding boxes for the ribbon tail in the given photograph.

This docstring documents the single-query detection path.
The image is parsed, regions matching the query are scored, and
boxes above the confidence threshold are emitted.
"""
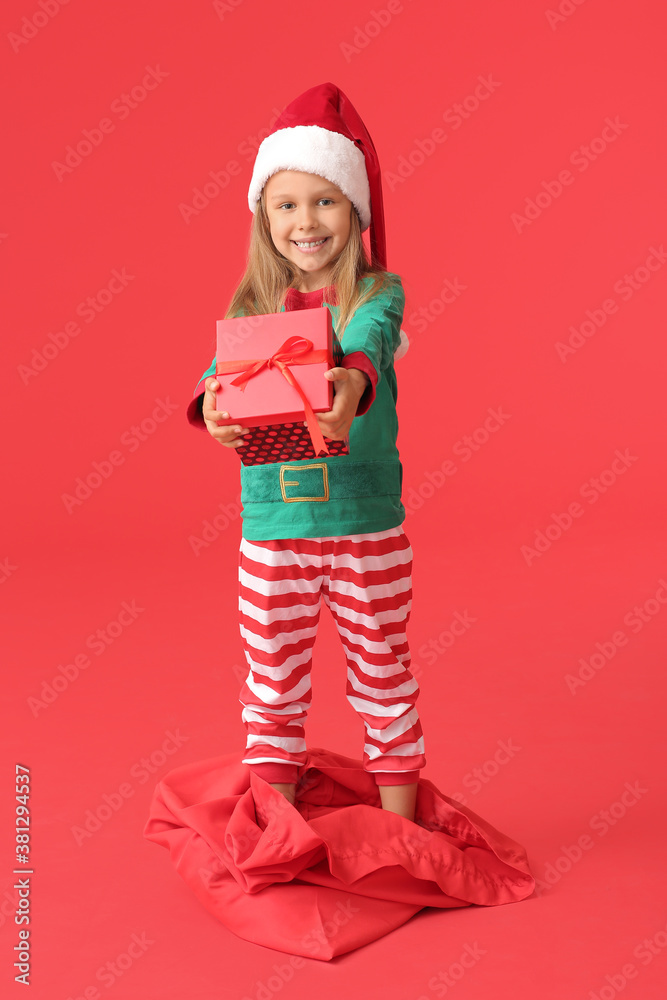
[303,399,330,457]
[277,364,330,457]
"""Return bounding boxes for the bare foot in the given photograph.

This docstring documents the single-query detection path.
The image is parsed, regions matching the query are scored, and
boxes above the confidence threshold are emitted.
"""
[269,782,296,805]
[378,782,418,822]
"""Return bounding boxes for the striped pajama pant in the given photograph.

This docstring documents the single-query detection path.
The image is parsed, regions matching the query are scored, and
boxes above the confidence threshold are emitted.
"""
[237,525,426,787]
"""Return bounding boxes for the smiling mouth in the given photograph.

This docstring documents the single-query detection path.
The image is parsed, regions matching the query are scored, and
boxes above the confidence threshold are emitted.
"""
[291,237,330,249]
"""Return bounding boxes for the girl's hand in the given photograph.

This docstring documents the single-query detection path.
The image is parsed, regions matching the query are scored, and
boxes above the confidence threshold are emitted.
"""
[202,377,251,448]
[312,367,369,441]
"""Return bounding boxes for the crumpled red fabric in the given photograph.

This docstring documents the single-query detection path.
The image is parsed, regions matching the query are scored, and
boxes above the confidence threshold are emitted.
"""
[143,746,535,960]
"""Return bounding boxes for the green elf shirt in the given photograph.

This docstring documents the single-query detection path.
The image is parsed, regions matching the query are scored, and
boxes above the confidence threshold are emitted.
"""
[186,272,409,540]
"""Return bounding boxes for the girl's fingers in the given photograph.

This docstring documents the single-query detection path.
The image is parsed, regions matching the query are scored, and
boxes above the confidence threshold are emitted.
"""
[310,411,336,425]
[219,427,249,436]
[203,409,230,421]
[218,427,250,442]
[224,432,251,447]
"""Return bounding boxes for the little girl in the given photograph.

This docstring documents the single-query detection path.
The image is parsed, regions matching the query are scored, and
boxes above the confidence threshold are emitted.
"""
[186,83,426,823]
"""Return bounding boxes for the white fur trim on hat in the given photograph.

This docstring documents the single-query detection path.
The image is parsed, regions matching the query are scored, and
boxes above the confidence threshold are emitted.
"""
[248,125,371,231]
[394,328,409,361]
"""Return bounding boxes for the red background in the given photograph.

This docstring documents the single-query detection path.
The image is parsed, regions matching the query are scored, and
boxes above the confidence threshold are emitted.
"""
[2,0,666,997]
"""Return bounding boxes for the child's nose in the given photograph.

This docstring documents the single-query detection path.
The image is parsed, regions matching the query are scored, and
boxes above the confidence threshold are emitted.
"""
[296,204,318,226]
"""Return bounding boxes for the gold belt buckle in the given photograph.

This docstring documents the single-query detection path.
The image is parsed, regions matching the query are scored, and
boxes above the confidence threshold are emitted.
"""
[279,463,329,503]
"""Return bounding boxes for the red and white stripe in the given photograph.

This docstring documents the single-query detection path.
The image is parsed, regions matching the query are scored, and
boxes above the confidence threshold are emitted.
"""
[237,526,426,784]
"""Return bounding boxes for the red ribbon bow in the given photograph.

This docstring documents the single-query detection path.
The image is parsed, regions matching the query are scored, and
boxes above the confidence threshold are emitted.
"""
[215,335,330,456]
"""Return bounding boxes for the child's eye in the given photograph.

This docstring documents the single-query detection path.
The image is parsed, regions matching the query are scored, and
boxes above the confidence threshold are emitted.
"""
[278,199,334,210]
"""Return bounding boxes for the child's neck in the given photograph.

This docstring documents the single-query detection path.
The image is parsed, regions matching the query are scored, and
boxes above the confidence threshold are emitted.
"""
[296,267,335,294]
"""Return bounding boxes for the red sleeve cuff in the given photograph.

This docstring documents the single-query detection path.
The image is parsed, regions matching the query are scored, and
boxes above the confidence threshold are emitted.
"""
[373,769,421,786]
[342,351,377,415]
[247,761,300,784]
[187,380,208,430]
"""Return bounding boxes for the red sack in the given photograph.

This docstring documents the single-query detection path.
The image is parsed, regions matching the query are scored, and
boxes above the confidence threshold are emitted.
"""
[143,746,535,960]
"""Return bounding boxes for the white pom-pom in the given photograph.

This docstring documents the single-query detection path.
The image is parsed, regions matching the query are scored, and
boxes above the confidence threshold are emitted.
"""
[394,328,409,361]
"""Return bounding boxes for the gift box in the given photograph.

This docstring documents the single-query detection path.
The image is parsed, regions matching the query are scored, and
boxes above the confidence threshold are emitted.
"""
[215,307,349,466]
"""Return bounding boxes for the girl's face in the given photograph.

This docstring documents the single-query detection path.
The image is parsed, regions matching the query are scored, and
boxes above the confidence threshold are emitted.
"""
[264,170,352,291]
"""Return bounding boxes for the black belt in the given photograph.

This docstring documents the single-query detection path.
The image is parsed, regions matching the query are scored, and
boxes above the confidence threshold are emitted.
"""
[240,460,401,503]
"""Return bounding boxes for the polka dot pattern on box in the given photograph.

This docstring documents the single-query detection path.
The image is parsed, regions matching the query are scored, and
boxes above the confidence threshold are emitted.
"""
[238,424,349,465]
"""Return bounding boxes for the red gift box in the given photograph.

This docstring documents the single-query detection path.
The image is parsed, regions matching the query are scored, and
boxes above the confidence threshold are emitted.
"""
[215,307,349,465]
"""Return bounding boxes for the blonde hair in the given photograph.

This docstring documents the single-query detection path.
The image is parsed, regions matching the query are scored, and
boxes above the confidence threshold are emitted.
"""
[224,185,398,341]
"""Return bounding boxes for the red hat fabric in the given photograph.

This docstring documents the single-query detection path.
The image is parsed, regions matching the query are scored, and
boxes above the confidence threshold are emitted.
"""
[247,82,387,270]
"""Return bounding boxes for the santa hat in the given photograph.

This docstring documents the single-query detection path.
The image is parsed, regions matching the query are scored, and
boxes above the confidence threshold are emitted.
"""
[247,82,387,270]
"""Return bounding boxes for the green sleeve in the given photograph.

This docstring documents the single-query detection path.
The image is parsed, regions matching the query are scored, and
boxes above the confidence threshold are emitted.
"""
[338,274,405,383]
[198,356,217,385]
